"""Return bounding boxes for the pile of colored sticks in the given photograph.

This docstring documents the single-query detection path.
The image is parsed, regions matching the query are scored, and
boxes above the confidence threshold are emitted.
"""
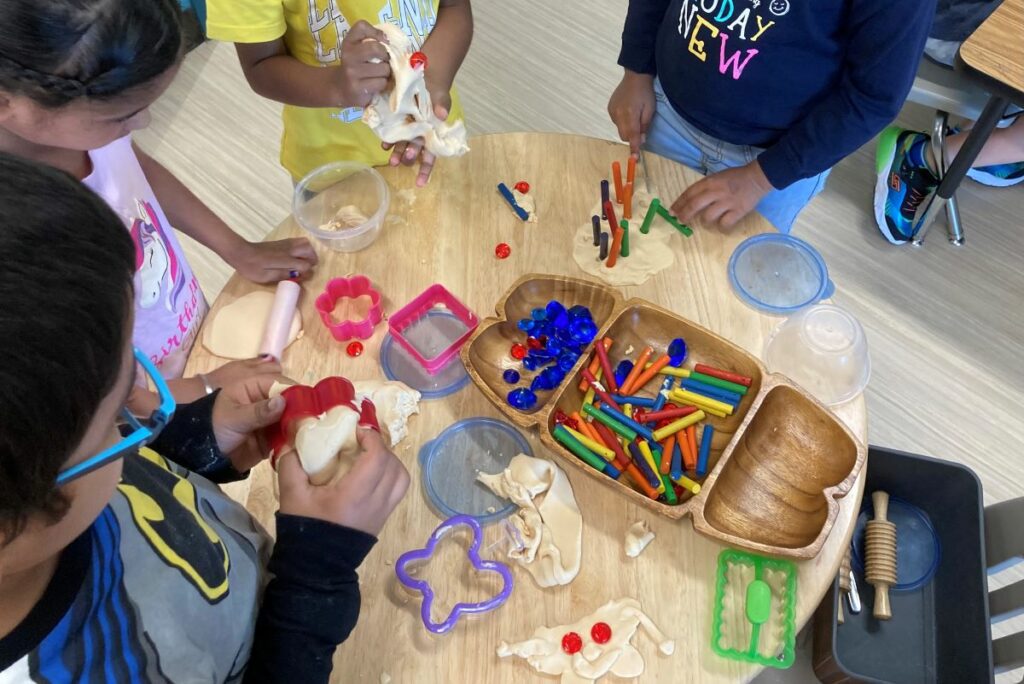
[550,336,752,505]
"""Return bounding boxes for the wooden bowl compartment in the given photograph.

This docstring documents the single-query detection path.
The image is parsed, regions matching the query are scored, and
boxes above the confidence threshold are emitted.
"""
[695,384,862,557]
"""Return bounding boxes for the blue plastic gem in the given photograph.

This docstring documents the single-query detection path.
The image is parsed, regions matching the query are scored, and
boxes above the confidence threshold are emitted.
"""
[522,356,539,371]
[507,387,538,410]
[568,318,598,345]
[530,376,547,392]
[518,319,535,333]
[545,300,566,320]
[552,311,570,331]
[668,338,688,366]
[535,366,565,391]
[615,360,634,386]
[558,351,580,371]
[568,305,591,321]
[546,337,564,356]
[531,307,548,321]
[528,348,554,361]
[502,369,520,384]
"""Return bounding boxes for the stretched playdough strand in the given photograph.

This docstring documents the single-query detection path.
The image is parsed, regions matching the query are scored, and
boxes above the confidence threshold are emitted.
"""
[624,520,655,558]
[203,291,302,360]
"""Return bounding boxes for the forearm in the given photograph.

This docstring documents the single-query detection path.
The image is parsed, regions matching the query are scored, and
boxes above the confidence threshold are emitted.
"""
[134,144,247,258]
[146,391,249,483]
[244,514,377,683]
[618,0,672,75]
[238,50,349,108]
[421,0,473,94]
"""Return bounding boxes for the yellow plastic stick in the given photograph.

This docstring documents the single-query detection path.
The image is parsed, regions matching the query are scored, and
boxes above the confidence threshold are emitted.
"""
[561,426,616,462]
[646,364,692,379]
[672,473,702,495]
[670,389,734,416]
[651,410,707,441]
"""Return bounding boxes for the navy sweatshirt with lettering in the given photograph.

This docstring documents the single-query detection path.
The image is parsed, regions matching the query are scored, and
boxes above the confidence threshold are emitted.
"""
[618,0,935,189]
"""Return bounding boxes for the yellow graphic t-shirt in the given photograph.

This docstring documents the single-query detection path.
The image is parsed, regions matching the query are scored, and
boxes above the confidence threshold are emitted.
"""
[207,0,464,180]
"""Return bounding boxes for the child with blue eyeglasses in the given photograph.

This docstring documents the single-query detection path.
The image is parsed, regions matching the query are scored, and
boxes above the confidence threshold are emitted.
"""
[0,155,410,682]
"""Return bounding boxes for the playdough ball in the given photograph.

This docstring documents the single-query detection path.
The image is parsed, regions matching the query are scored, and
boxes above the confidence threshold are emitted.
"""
[495,243,511,259]
[503,369,520,384]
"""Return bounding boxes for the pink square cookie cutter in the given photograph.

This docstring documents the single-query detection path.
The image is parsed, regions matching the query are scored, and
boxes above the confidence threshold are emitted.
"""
[388,284,478,375]
[315,275,383,341]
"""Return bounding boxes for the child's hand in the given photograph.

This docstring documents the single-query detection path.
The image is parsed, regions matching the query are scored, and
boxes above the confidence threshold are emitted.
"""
[671,161,774,229]
[338,21,391,108]
[608,70,656,156]
[277,429,410,536]
[206,356,282,390]
[382,83,452,187]
[211,373,288,472]
[230,238,318,283]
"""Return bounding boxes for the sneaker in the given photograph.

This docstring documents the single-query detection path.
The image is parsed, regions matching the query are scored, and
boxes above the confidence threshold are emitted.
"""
[874,126,939,244]
[967,162,1024,187]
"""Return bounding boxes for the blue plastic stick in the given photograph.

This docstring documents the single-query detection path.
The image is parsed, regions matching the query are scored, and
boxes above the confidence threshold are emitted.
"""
[609,394,657,408]
[628,441,661,489]
[697,425,714,477]
[652,376,675,411]
[497,183,530,221]
[681,379,742,406]
[670,438,684,480]
[599,403,657,443]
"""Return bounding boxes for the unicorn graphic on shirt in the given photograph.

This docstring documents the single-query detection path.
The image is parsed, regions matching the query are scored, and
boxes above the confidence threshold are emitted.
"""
[129,199,186,313]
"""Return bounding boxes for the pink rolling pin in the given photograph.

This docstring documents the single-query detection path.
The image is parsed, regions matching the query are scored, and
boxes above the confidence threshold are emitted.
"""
[258,279,301,361]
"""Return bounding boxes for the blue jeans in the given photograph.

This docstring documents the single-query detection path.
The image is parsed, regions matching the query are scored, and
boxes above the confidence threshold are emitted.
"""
[645,79,829,233]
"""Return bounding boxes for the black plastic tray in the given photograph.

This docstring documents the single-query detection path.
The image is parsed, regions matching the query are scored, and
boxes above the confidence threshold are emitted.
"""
[813,446,992,683]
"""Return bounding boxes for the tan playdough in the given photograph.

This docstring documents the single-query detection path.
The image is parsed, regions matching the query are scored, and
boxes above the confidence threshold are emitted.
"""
[321,205,368,232]
[572,192,680,286]
[362,23,469,158]
[497,598,675,683]
[352,379,421,446]
[624,521,655,558]
[203,291,302,360]
[478,455,582,588]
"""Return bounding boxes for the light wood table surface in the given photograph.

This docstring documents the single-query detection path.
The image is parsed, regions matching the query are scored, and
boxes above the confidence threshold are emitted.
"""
[959,0,1024,100]
[186,132,867,683]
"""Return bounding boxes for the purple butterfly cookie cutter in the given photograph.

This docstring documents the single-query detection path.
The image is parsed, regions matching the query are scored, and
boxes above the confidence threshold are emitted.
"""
[394,514,514,634]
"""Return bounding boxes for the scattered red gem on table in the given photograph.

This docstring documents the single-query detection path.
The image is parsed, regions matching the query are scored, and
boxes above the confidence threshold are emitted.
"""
[346,341,364,357]
[561,632,583,655]
[527,337,542,350]
[409,51,428,69]
[514,181,530,194]
[510,343,527,360]
[591,622,612,644]
[495,243,511,259]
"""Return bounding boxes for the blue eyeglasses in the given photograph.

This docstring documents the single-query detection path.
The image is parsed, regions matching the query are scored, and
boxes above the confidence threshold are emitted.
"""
[56,349,177,486]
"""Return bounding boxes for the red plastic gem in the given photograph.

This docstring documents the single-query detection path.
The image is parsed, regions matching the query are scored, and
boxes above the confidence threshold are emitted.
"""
[346,341,364,357]
[565,417,580,430]
[591,622,612,644]
[539,335,549,346]
[409,51,428,69]
[514,181,530,194]
[510,343,527,360]
[495,243,511,259]
[527,337,542,350]
[553,409,570,425]
[561,632,583,654]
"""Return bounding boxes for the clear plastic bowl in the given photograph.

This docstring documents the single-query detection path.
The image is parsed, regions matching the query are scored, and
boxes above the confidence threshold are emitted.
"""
[763,304,871,406]
[292,162,389,252]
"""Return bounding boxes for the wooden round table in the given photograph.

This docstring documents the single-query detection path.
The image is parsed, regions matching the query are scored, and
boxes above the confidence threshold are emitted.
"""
[186,132,866,683]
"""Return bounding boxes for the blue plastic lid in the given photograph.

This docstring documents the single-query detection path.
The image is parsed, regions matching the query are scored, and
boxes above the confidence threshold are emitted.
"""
[851,497,941,592]
[728,234,835,315]
[380,311,469,399]
[418,418,532,524]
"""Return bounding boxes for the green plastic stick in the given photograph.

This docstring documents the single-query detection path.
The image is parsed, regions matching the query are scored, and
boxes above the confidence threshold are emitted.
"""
[553,425,608,473]
[655,204,694,237]
[582,402,637,441]
[660,473,678,504]
[640,198,660,234]
[620,220,630,257]
[689,371,749,395]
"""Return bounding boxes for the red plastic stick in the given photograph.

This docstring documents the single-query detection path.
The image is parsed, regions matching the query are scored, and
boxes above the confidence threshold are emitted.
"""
[578,337,613,391]
[580,367,621,411]
[694,363,752,387]
[593,337,618,392]
[592,422,631,471]
[635,405,698,424]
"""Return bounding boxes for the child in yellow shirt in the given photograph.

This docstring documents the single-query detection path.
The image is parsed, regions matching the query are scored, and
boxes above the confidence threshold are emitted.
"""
[207,0,472,185]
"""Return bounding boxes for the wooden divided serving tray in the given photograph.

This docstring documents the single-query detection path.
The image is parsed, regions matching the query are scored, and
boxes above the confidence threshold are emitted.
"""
[461,274,866,560]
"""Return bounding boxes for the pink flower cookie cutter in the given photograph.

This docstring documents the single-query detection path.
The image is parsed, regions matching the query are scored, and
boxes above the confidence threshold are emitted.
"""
[395,514,514,635]
[388,284,478,375]
[315,275,383,341]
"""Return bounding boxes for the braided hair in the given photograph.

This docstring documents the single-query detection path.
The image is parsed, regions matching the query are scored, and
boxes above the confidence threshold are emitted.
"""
[0,0,183,108]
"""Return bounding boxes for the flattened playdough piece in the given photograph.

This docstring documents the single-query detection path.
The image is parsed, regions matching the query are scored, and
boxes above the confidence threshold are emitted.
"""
[321,205,368,232]
[362,23,469,158]
[497,598,675,682]
[203,291,302,360]
[624,520,655,558]
[478,455,582,588]
[353,380,421,447]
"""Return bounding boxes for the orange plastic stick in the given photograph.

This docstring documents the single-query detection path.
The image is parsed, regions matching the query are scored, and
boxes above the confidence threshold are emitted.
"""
[612,161,624,204]
[626,354,671,394]
[627,156,637,188]
[607,226,624,268]
[623,182,634,220]
[577,338,613,391]
[626,462,660,499]
[685,425,698,471]
[572,413,602,444]
[620,346,654,395]
[659,435,676,475]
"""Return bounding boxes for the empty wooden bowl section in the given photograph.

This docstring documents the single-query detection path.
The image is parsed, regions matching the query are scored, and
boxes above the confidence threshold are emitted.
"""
[696,383,863,557]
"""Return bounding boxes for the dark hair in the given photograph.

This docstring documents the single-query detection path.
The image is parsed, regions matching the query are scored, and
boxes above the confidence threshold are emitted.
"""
[0,0,183,107]
[0,153,135,544]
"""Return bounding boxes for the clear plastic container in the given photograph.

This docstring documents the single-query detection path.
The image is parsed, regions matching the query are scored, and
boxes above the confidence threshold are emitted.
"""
[763,304,870,406]
[728,234,834,315]
[293,161,389,252]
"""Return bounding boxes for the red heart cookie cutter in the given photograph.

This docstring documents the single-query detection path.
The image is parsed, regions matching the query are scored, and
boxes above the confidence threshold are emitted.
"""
[268,376,380,466]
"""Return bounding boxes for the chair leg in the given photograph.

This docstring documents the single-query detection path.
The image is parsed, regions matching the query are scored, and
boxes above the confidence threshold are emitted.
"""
[913,111,952,247]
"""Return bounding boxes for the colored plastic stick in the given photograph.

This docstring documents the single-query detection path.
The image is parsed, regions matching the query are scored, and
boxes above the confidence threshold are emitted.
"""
[654,203,693,236]
[497,183,529,221]
[628,442,662,491]
[652,410,707,441]
[659,435,676,475]
[627,156,637,188]
[583,402,636,441]
[660,473,678,504]
[673,473,702,495]
[686,426,698,472]
[670,389,734,416]
[694,363,752,387]
[606,225,624,268]
[612,161,624,203]
[580,367,622,411]
[637,441,664,493]
[609,394,657,408]
[640,198,661,235]
[670,438,684,480]
[599,404,657,443]
[697,425,714,477]
[554,425,620,478]
[600,180,609,219]
[636,405,698,423]
[623,183,634,220]
[626,463,661,499]
[689,371,749,396]
[620,346,653,395]
[680,379,742,405]
[604,199,620,235]
[652,375,674,411]
[579,338,613,391]
[598,232,609,260]
[562,425,616,462]
[573,413,602,444]
[626,354,669,394]
[647,364,692,379]
[591,422,631,470]
[592,337,618,392]
[620,221,630,256]
[591,215,601,246]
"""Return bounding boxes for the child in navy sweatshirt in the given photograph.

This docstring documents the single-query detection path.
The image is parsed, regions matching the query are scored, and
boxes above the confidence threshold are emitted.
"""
[609,0,935,232]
